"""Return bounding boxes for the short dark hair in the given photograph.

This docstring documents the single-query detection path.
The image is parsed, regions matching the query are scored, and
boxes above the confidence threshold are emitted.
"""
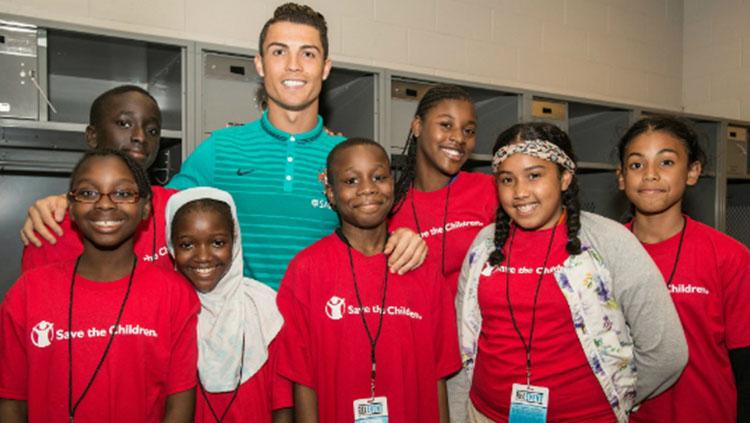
[89,85,161,128]
[488,122,582,265]
[258,3,329,59]
[171,199,235,241]
[69,149,152,201]
[326,138,389,186]
[617,114,707,168]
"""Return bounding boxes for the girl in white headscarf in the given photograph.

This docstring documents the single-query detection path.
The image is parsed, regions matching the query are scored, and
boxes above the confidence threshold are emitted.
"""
[166,187,291,422]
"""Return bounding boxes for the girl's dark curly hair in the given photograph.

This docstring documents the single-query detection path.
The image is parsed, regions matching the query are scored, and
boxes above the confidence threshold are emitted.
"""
[391,84,473,215]
[488,122,582,266]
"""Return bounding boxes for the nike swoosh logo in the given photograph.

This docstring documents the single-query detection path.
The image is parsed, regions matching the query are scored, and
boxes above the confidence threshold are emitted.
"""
[236,168,254,176]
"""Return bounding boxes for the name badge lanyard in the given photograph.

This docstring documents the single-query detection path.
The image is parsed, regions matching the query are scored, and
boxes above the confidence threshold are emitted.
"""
[337,228,389,401]
[630,217,687,287]
[198,333,246,423]
[505,224,556,386]
[69,256,136,423]
[410,183,451,275]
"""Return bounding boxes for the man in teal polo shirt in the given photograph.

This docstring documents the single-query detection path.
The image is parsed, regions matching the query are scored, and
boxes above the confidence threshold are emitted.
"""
[170,4,428,289]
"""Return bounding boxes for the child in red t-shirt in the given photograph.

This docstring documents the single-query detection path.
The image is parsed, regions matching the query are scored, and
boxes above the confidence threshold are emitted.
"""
[166,187,292,422]
[20,85,176,272]
[277,138,461,422]
[0,150,199,422]
[617,115,750,423]
[389,84,498,298]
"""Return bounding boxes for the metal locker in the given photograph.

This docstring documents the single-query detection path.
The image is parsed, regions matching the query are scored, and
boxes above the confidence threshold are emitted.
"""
[0,23,38,120]
[389,79,434,154]
[726,126,748,176]
[202,52,263,136]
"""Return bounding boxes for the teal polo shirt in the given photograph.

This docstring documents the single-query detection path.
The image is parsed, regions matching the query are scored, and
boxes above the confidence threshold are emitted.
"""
[168,111,344,290]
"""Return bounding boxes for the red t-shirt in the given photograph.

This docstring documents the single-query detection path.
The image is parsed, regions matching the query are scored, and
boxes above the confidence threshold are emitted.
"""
[0,260,199,422]
[195,339,293,422]
[628,217,750,423]
[21,186,177,272]
[389,171,497,297]
[276,233,461,423]
[470,222,615,422]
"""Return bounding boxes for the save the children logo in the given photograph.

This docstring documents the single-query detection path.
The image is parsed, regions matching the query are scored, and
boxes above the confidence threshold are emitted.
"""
[30,320,159,348]
[325,295,424,320]
[325,296,346,320]
[30,320,54,348]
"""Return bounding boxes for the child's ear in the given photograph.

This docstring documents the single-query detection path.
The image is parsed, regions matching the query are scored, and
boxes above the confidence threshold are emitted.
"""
[560,170,573,192]
[616,166,625,191]
[410,116,423,139]
[85,125,99,149]
[324,182,336,210]
[686,160,702,186]
[141,199,152,221]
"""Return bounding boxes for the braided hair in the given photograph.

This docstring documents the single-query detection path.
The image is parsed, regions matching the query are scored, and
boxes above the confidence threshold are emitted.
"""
[487,122,582,266]
[391,84,473,215]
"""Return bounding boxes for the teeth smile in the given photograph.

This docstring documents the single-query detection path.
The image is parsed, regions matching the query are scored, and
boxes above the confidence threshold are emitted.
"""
[516,204,537,213]
[441,147,462,160]
[92,220,123,227]
[192,266,219,276]
[283,80,305,87]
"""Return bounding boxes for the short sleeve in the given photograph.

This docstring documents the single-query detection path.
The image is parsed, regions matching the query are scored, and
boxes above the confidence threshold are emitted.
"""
[166,276,199,394]
[429,270,462,379]
[275,261,314,388]
[721,242,750,350]
[268,340,293,410]
[166,137,215,190]
[0,277,29,400]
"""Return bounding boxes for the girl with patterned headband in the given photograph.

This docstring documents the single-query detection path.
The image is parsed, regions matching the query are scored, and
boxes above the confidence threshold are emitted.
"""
[455,122,688,422]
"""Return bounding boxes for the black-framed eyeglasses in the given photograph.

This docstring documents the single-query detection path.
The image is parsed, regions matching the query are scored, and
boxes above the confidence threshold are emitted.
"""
[68,189,141,204]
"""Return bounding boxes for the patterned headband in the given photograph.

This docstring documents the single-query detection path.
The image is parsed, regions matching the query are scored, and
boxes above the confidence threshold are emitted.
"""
[491,139,576,173]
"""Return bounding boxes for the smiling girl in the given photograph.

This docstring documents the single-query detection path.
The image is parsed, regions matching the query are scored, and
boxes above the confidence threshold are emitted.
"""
[456,123,687,422]
[0,150,198,422]
[166,187,291,422]
[617,115,750,423]
[390,84,498,297]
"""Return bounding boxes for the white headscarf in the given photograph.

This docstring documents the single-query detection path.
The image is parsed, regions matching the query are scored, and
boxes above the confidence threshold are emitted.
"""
[165,187,283,392]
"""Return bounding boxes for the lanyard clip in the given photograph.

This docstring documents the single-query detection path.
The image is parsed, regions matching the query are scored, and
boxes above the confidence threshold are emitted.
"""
[526,367,531,387]
[370,361,376,402]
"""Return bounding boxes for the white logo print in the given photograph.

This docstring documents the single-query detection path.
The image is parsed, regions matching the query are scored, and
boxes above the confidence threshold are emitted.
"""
[325,296,346,320]
[30,320,54,348]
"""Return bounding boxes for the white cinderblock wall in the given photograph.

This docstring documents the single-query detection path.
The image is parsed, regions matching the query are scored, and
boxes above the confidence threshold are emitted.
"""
[0,0,684,110]
[682,0,750,120]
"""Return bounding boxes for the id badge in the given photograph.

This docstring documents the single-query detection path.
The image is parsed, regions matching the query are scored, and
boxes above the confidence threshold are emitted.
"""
[353,396,389,422]
[509,383,549,423]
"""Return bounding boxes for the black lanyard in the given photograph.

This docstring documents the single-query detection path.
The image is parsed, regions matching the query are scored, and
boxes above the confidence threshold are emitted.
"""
[198,334,246,423]
[631,217,687,287]
[336,228,388,400]
[504,224,557,386]
[68,256,136,422]
[410,183,451,275]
